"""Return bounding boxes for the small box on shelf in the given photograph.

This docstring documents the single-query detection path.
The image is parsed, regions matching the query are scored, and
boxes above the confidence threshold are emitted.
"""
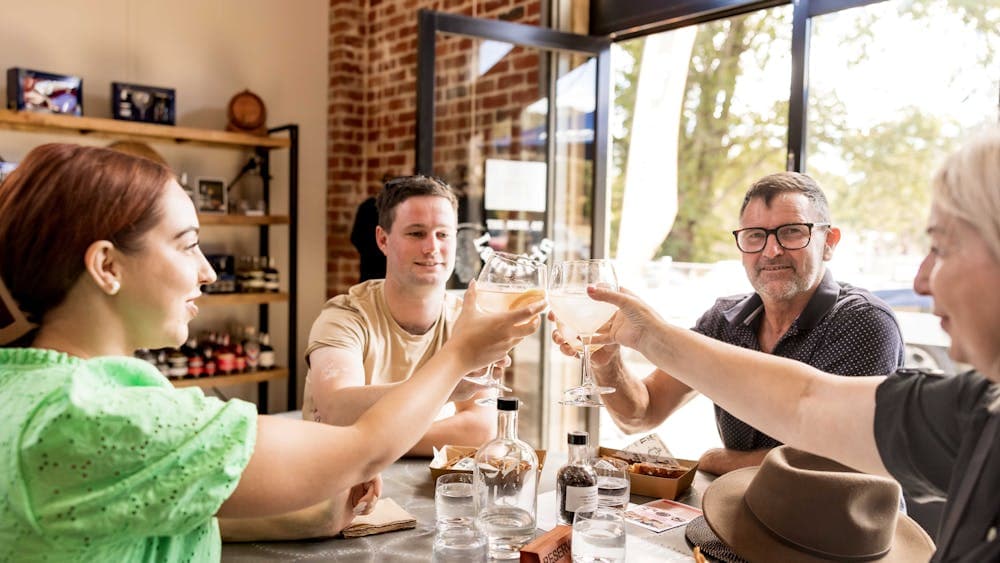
[6,67,83,116]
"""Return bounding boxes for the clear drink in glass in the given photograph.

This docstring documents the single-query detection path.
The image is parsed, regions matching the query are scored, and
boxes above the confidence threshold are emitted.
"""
[571,508,626,563]
[435,473,475,530]
[594,458,630,511]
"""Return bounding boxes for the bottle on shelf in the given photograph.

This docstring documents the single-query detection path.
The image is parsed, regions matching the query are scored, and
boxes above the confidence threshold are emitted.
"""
[243,326,260,372]
[264,256,280,292]
[258,332,275,370]
[556,431,598,525]
[201,332,218,377]
[182,336,204,378]
[167,347,188,380]
[473,397,538,560]
[233,339,247,374]
[216,333,236,375]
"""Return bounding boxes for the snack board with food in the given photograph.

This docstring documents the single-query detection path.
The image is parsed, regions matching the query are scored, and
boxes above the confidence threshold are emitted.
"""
[598,447,698,500]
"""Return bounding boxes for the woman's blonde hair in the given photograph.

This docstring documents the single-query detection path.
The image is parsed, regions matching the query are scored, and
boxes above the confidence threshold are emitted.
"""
[931,128,1000,262]
[931,128,1000,409]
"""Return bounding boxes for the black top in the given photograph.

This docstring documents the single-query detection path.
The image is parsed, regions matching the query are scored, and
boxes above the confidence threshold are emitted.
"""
[693,270,904,450]
[568,431,589,445]
[350,197,386,282]
[497,397,519,411]
[875,369,1000,562]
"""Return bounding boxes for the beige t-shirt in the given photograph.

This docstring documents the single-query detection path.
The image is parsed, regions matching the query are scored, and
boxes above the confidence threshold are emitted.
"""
[302,280,463,418]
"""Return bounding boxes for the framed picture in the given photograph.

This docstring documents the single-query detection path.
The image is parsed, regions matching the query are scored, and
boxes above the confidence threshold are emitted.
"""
[196,177,227,214]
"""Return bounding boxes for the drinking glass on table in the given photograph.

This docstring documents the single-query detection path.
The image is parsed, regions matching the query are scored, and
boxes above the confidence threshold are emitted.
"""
[462,251,547,406]
[548,259,619,407]
[435,473,476,530]
[433,526,487,563]
[572,507,627,563]
[594,458,630,511]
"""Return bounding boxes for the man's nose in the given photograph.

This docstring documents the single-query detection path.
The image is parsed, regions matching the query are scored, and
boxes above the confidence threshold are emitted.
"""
[761,233,784,258]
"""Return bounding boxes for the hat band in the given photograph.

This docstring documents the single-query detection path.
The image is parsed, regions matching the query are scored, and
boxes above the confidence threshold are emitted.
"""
[744,497,892,561]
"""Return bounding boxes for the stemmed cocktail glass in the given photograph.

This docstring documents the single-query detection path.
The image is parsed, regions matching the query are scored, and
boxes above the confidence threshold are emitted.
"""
[462,251,546,406]
[548,259,619,407]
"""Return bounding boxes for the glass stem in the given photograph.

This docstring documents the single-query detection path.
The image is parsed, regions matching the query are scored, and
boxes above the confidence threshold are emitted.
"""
[488,361,500,397]
[580,337,594,388]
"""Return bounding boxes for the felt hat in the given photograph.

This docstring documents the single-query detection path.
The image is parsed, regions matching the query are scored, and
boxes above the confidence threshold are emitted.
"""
[688,447,934,562]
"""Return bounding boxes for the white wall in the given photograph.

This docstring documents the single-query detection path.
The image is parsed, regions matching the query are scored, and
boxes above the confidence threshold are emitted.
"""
[0,0,328,412]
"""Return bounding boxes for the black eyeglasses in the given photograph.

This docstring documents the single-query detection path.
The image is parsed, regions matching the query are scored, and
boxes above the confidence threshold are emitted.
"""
[732,222,830,253]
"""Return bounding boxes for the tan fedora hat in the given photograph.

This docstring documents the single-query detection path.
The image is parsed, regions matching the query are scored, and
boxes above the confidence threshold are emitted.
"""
[697,447,934,562]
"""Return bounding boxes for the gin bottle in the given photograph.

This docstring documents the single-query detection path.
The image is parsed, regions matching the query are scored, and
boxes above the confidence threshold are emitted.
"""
[556,431,597,525]
[473,397,538,560]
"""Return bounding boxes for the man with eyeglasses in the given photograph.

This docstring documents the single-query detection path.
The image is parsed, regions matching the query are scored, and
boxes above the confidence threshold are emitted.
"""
[556,172,903,475]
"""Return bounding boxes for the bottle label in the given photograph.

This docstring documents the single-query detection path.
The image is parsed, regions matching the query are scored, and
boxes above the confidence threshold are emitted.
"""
[259,351,275,369]
[565,485,597,513]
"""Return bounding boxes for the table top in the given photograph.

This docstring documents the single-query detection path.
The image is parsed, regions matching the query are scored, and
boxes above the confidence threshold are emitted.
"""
[222,455,714,562]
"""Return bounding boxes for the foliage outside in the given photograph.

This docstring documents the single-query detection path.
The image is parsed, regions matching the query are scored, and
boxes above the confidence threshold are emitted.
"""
[609,0,1000,273]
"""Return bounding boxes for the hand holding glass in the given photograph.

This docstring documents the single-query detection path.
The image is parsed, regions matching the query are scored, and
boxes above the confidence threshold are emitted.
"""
[548,259,619,407]
[462,252,547,405]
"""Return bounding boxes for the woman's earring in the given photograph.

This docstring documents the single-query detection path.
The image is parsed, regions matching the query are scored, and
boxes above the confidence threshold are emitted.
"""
[108,280,121,296]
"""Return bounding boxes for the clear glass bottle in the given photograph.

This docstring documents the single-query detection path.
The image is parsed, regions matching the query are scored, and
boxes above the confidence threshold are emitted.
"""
[556,431,598,525]
[473,397,538,560]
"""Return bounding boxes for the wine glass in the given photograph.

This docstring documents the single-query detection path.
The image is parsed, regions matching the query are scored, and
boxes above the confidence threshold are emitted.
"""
[462,252,546,406]
[548,259,619,407]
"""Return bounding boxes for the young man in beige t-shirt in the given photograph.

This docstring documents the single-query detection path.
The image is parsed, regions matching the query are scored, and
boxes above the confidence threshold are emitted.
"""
[221,176,496,542]
[303,175,495,456]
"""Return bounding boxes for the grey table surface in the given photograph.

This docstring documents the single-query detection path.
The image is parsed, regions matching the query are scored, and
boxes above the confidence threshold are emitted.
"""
[221,455,714,562]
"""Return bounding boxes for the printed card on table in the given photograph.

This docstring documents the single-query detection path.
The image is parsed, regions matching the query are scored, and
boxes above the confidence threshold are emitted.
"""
[624,499,702,533]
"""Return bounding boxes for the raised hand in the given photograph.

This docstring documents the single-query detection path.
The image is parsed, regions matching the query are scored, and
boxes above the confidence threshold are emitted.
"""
[448,281,546,373]
[450,355,512,402]
[549,310,620,368]
[584,285,666,354]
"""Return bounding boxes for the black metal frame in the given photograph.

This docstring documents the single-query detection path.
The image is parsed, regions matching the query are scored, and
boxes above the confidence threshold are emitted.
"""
[257,124,299,414]
[416,10,612,258]
[415,10,612,445]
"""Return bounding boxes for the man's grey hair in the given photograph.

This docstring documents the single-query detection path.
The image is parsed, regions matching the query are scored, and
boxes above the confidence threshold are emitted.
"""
[739,172,832,224]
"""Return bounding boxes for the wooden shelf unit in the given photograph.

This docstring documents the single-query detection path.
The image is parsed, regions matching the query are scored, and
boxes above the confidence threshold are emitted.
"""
[0,109,289,149]
[0,110,300,414]
[198,292,289,306]
[198,214,290,226]
[171,368,289,389]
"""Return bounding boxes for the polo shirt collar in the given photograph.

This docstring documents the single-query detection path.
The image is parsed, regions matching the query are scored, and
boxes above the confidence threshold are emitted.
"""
[723,269,839,331]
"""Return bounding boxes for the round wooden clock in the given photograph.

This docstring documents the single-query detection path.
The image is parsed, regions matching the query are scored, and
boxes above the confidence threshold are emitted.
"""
[226,90,267,136]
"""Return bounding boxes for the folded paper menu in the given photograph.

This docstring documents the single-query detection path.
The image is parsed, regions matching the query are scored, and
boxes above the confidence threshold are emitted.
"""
[341,498,417,538]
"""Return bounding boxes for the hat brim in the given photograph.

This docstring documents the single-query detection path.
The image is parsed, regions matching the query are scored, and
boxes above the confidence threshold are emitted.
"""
[702,467,935,563]
[685,515,748,563]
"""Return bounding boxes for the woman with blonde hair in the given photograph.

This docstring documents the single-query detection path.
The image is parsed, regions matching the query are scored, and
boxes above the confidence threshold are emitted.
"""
[578,129,1000,561]
[0,143,545,561]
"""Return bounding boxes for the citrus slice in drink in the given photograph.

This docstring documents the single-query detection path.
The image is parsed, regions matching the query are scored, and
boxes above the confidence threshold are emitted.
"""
[509,288,546,310]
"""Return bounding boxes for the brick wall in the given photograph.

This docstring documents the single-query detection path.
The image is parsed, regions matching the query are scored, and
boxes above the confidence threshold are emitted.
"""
[327,0,543,298]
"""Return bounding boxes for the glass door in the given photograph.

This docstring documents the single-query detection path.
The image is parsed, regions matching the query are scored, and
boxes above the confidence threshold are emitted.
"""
[416,10,610,448]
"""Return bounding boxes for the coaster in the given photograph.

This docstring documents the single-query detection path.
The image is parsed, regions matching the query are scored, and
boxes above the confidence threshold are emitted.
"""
[341,498,417,538]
